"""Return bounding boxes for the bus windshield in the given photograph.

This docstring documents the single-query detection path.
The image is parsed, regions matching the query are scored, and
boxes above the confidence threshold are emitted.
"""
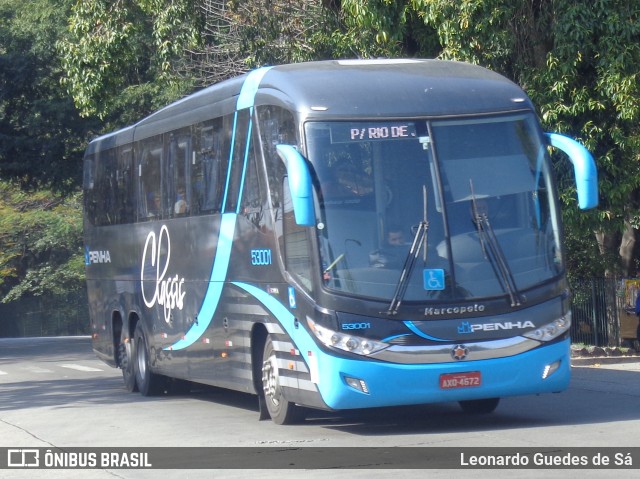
[305,114,562,302]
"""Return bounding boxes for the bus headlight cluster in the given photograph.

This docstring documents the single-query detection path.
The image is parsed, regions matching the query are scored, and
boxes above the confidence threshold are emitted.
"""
[523,312,571,342]
[307,317,388,356]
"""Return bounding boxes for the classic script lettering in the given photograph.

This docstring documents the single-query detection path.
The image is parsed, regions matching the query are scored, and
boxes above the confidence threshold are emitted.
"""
[141,225,186,323]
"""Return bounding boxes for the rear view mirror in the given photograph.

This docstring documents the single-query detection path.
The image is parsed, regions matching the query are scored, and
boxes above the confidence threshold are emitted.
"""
[276,145,315,226]
[546,133,598,209]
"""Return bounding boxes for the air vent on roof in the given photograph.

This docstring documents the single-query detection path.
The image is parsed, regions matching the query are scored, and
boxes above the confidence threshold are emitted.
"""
[337,59,423,66]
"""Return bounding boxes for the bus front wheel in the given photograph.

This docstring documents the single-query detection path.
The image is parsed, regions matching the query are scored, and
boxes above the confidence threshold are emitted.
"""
[261,335,303,425]
[133,323,165,396]
[459,397,500,414]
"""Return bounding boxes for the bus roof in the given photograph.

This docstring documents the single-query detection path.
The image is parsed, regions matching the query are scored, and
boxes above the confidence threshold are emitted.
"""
[258,59,533,119]
[86,59,534,153]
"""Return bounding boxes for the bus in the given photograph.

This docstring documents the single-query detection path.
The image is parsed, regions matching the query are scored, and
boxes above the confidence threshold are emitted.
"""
[83,59,598,424]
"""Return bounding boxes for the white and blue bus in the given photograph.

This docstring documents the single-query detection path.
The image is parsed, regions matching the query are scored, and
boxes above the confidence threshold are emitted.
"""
[83,59,598,424]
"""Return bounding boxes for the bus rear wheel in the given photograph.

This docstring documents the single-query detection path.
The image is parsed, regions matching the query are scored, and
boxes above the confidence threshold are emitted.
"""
[261,335,303,425]
[133,323,165,396]
[118,327,137,393]
[459,397,500,414]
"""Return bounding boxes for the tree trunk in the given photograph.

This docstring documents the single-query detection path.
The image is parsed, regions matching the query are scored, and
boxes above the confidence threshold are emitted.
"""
[595,230,620,278]
[619,220,637,278]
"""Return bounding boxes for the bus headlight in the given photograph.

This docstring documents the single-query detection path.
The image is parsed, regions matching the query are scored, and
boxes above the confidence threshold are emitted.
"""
[307,317,389,356]
[523,312,571,342]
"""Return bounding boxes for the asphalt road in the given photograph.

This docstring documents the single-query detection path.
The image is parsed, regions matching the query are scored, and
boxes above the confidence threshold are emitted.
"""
[0,336,639,478]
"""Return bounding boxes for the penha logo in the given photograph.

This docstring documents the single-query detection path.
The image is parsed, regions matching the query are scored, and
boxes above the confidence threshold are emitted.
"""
[141,225,186,324]
[85,247,111,265]
[458,320,535,334]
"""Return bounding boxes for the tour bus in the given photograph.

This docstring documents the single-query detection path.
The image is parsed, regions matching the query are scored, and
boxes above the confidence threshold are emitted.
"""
[83,59,598,424]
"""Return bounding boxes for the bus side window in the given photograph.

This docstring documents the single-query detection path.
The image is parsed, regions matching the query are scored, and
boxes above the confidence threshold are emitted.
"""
[117,146,135,224]
[94,148,117,226]
[192,118,229,215]
[136,136,163,221]
[256,105,297,212]
[283,179,313,292]
[225,110,250,213]
[83,155,98,225]
[240,136,264,229]
[166,129,191,218]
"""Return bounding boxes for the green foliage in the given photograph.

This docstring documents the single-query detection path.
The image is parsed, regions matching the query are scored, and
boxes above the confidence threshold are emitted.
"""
[0,0,95,190]
[0,181,84,302]
[58,0,201,119]
[336,0,439,57]
[529,2,640,216]
[225,0,345,67]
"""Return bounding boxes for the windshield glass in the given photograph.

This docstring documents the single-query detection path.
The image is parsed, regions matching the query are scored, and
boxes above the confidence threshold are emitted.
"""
[304,114,562,302]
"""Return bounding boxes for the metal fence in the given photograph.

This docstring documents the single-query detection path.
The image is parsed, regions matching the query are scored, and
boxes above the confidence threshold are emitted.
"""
[570,277,640,348]
[0,290,89,338]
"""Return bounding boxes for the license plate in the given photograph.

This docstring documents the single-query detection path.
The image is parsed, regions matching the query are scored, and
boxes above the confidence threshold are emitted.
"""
[440,371,482,389]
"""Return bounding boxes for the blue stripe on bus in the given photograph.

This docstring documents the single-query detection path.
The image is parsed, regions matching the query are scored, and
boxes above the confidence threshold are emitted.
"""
[235,111,253,214]
[221,111,239,212]
[164,67,273,351]
[165,213,237,351]
[164,68,273,351]
[403,321,449,342]
[164,67,271,350]
[381,333,412,343]
[236,67,273,110]
[231,281,321,363]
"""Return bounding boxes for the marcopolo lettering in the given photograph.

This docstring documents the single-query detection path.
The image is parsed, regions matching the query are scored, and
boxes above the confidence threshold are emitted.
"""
[425,304,485,316]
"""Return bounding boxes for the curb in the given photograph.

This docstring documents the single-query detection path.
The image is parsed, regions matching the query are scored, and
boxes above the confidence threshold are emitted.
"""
[571,356,640,366]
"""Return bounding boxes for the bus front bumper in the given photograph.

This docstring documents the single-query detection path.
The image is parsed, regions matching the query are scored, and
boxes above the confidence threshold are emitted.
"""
[311,338,570,410]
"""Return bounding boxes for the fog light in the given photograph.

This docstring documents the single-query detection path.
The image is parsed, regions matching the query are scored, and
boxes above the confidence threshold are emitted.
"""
[542,360,561,379]
[345,376,369,394]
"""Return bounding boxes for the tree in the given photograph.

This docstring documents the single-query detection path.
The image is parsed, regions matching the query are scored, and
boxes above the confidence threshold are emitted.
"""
[58,0,201,120]
[0,182,84,301]
[0,0,95,189]
[224,0,344,67]
[0,0,94,335]
[0,180,87,336]
[0,180,86,337]
[59,1,346,109]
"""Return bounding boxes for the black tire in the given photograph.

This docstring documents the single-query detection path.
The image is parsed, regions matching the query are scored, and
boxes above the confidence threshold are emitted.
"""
[261,335,304,425]
[459,397,500,414]
[133,323,165,396]
[118,326,137,393]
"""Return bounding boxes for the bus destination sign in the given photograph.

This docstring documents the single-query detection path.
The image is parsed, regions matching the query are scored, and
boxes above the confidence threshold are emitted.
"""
[331,122,417,143]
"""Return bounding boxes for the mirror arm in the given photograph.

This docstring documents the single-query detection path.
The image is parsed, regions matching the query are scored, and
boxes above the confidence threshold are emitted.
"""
[545,133,598,210]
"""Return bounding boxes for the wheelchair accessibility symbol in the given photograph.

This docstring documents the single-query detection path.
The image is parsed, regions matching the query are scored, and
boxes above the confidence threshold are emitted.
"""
[423,269,445,291]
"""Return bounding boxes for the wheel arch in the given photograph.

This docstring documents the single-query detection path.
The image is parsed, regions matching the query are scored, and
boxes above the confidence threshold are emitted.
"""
[112,309,141,368]
[111,310,123,366]
[251,323,269,395]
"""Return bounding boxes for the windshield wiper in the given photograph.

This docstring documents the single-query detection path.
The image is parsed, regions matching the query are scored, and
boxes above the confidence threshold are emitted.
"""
[387,186,429,315]
[470,181,523,307]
